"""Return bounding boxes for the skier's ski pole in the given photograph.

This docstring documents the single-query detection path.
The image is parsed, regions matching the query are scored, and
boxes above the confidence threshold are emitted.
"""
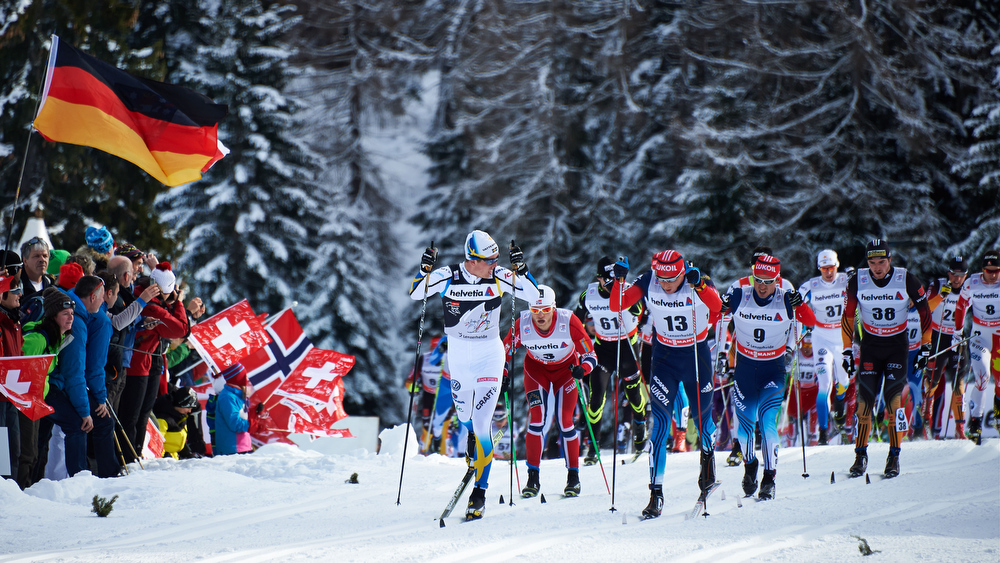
[508,240,519,505]
[609,264,625,513]
[792,321,808,478]
[928,335,971,360]
[397,241,433,505]
[575,377,611,495]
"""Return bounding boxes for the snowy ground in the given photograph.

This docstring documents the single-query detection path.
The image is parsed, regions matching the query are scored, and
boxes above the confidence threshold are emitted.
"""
[1,426,998,562]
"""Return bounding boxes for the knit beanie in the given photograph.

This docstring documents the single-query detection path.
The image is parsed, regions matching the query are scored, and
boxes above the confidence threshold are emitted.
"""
[43,287,75,318]
[47,249,71,275]
[150,262,176,294]
[57,262,85,290]
[85,226,114,254]
[221,363,248,387]
[116,243,144,261]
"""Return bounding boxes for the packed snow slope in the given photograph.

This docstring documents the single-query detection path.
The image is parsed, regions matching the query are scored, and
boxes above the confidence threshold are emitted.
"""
[1,426,997,562]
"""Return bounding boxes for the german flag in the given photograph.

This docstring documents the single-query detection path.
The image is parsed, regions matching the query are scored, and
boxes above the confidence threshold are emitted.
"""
[32,35,229,186]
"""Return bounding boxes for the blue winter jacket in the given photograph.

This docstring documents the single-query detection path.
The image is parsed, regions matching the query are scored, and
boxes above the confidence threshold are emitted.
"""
[47,289,90,418]
[214,384,250,455]
[46,289,113,418]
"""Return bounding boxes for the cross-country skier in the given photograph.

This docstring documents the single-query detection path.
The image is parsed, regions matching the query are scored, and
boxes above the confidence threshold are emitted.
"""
[504,285,597,498]
[409,230,540,520]
[608,251,723,517]
[953,250,1000,445]
[404,334,446,453]
[841,239,931,479]
[725,255,816,500]
[922,257,968,439]
[797,250,850,445]
[573,257,646,465]
[719,246,796,465]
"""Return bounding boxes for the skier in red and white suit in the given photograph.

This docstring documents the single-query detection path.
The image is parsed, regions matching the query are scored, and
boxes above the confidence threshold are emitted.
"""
[953,249,1000,444]
[505,285,597,498]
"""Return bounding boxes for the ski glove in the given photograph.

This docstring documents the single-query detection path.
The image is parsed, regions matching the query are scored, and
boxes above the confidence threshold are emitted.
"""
[509,243,528,275]
[788,290,803,308]
[715,352,728,376]
[913,343,931,372]
[570,364,587,380]
[420,246,437,274]
[500,372,511,396]
[842,349,855,377]
[685,264,702,286]
[613,257,629,280]
[939,284,951,297]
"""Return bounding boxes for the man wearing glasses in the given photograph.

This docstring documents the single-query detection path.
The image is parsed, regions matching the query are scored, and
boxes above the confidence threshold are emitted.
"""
[573,256,646,465]
[409,230,540,520]
[952,250,1000,444]
[610,250,723,516]
[797,250,850,445]
[19,237,53,301]
[505,285,596,498]
[724,255,815,500]
[922,257,968,439]
[841,239,931,479]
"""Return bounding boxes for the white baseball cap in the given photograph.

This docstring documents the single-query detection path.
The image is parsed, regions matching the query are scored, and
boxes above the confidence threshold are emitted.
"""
[817,249,839,269]
[532,285,556,309]
[465,230,499,260]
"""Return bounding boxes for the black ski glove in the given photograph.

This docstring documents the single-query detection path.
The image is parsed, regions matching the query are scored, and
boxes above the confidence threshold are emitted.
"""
[842,349,855,377]
[685,263,702,286]
[613,256,629,280]
[420,246,437,274]
[788,290,803,308]
[509,243,527,275]
[570,364,586,380]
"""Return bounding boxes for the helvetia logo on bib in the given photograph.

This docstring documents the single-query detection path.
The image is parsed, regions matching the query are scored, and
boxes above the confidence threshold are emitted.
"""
[895,292,904,300]
[775,313,783,321]
[486,287,495,297]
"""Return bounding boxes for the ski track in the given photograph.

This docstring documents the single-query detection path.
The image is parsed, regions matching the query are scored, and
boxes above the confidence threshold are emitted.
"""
[2,438,997,562]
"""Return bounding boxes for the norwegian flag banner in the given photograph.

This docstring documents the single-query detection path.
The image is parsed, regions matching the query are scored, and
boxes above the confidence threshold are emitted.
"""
[243,308,313,402]
[263,348,354,437]
[0,355,55,421]
[188,299,271,372]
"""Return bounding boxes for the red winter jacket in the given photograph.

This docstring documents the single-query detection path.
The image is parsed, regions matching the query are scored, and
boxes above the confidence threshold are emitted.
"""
[126,286,190,377]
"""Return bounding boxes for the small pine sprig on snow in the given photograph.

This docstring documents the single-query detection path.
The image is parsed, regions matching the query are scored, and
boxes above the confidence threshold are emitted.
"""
[91,494,119,517]
[851,535,880,556]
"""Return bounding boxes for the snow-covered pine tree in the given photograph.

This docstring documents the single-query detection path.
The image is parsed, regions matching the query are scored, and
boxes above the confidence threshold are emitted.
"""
[156,0,319,316]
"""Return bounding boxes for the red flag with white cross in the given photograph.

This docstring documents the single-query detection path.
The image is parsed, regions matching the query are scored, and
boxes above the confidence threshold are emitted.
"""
[188,299,271,372]
[0,355,55,421]
[263,348,354,433]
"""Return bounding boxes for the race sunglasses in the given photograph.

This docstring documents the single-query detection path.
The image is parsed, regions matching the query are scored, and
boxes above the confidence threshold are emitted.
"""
[529,305,554,314]
[478,257,499,265]
[655,273,684,283]
[8,285,22,296]
[752,276,777,286]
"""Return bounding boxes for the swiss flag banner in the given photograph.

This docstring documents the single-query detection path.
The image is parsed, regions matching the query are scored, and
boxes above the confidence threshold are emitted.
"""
[188,299,271,372]
[142,417,165,459]
[243,308,313,402]
[262,348,354,437]
[0,355,55,421]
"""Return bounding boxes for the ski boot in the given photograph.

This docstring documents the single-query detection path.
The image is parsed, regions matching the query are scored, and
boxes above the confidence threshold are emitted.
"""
[967,417,982,445]
[583,442,599,466]
[727,441,743,466]
[521,468,540,498]
[430,435,442,455]
[758,469,776,500]
[672,426,689,452]
[633,417,648,452]
[642,485,664,519]
[698,449,717,492]
[818,427,828,446]
[993,397,1000,432]
[742,457,759,497]
[883,447,900,478]
[466,487,487,520]
[564,470,581,497]
[848,447,868,478]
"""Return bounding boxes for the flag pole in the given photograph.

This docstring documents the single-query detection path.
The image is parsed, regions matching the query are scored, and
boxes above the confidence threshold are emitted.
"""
[4,35,54,258]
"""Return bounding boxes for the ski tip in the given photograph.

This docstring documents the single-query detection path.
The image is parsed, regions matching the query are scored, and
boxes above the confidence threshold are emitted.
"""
[499,495,504,505]
[540,494,547,504]
[865,473,871,484]
[737,497,743,508]
[439,518,446,528]
[830,471,836,484]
